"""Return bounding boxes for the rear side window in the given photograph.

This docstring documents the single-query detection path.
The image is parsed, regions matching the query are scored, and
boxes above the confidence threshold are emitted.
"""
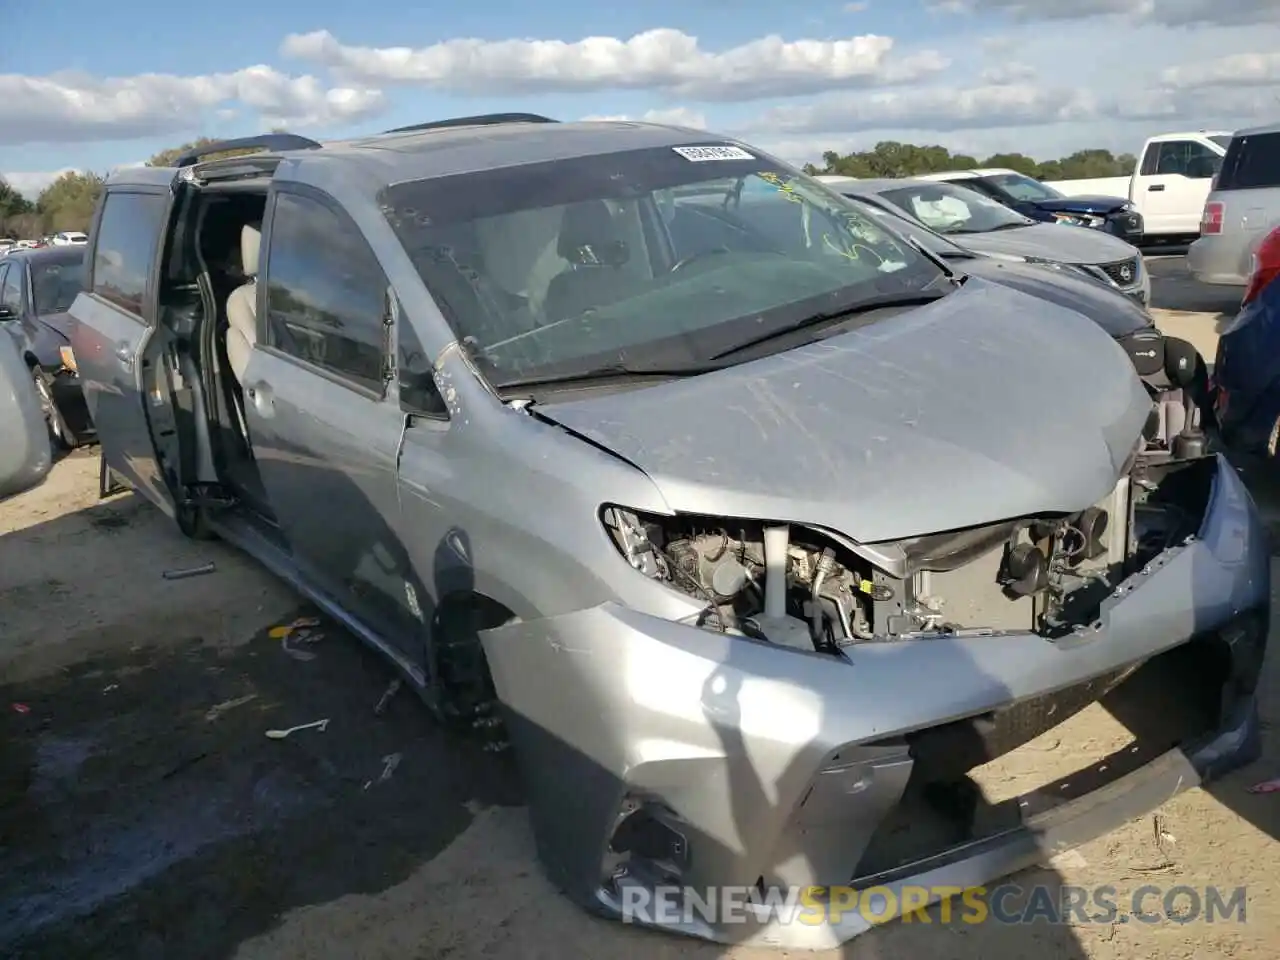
[92,192,167,316]
[1215,133,1280,191]
[263,191,388,393]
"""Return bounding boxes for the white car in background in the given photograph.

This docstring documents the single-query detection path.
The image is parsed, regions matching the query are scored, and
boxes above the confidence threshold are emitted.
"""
[50,231,88,246]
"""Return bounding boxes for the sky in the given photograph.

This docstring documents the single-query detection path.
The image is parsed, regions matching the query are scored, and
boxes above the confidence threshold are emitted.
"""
[4,0,1280,200]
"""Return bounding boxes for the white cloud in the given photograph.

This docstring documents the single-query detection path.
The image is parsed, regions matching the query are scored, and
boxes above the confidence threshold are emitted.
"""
[752,84,1098,136]
[1,168,78,200]
[979,61,1036,84]
[1161,51,1280,87]
[281,28,949,100]
[843,2,870,11]
[935,0,1280,26]
[581,107,710,129]
[0,66,385,146]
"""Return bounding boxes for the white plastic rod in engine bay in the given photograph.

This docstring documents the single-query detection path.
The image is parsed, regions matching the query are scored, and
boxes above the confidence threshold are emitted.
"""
[763,525,790,619]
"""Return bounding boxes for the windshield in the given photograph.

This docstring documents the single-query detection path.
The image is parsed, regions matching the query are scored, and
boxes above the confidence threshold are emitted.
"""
[31,255,85,314]
[978,172,1063,202]
[1209,135,1233,151]
[379,144,944,386]
[832,192,974,259]
[878,181,1035,235]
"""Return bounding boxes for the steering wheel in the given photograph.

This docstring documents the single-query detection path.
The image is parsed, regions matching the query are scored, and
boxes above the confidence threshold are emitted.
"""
[670,246,733,273]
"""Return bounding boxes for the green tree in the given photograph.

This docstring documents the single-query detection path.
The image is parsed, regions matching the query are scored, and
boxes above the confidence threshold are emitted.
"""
[983,153,1039,176]
[36,172,105,234]
[0,179,33,220]
[0,179,37,238]
[808,142,1142,184]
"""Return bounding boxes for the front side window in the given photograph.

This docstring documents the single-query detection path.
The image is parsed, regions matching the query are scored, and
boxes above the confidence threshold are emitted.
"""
[379,143,945,387]
[879,182,1035,235]
[92,192,167,316]
[979,173,1063,203]
[263,192,388,392]
[0,262,21,313]
[1154,140,1222,178]
[32,254,86,314]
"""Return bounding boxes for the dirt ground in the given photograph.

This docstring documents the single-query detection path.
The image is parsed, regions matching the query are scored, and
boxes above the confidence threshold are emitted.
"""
[3,261,1280,960]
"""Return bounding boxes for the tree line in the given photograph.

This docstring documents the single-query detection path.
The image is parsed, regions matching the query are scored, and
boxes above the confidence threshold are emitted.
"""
[0,137,1141,240]
[0,136,274,241]
[802,141,1137,181]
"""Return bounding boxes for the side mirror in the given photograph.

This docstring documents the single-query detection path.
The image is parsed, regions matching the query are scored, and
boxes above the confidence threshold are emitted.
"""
[400,369,449,419]
[0,334,52,499]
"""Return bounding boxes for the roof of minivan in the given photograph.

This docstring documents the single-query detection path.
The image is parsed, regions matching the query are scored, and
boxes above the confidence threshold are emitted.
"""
[106,120,723,188]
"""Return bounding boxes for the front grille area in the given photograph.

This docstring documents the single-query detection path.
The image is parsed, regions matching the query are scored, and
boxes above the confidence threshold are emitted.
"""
[1098,256,1141,286]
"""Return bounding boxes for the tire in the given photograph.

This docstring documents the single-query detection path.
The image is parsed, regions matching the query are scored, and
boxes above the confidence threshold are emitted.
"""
[175,499,217,541]
[31,365,77,450]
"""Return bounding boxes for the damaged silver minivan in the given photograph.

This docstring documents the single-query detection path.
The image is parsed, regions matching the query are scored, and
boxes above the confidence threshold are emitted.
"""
[69,117,1268,949]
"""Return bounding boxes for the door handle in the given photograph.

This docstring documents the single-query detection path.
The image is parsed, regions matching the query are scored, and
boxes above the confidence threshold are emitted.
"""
[1148,184,1165,192]
[115,344,134,369]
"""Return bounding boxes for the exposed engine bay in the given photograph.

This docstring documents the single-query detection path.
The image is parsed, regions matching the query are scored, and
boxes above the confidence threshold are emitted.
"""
[602,333,1217,651]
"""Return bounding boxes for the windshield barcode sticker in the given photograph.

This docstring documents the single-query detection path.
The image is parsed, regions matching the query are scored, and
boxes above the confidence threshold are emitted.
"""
[672,145,754,162]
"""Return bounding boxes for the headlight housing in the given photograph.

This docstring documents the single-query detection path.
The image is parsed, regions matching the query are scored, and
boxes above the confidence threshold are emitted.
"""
[1051,212,1105,229]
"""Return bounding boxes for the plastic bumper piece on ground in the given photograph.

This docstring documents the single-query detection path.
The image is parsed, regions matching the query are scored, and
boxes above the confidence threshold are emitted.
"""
[480,454,1269,949]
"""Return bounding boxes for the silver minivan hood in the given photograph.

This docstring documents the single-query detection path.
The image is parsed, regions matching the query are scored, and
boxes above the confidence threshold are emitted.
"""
[960,222,1139,267]
[536,279,1152,543]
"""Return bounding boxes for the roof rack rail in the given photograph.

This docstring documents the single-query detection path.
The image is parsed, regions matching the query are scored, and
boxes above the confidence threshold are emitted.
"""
[176,134,324,168]
[381,113,558,135]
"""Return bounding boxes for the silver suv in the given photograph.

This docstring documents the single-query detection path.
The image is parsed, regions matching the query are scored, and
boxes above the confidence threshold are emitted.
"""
[1189,123,1280,286]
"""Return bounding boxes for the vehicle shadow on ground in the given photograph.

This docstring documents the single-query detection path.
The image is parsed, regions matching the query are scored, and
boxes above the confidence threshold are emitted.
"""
[0,598,524,960]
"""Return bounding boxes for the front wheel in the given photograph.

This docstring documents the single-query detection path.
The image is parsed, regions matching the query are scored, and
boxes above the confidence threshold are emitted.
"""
[175,499,217,541]
[31,366,77,450]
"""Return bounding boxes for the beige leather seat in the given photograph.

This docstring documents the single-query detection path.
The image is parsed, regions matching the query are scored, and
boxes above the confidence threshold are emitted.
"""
[225,224,261,384]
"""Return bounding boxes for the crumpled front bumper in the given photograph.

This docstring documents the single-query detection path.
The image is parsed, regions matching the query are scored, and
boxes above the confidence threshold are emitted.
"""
[481,454,1269,949]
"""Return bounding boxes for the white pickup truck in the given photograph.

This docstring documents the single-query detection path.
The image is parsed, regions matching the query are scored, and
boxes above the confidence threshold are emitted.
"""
[1044,130,1232,241]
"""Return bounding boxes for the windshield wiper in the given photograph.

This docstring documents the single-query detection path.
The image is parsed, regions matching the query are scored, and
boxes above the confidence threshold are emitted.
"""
[986,221,1034,231]
[495,360,720,393]
[708,291,948,361]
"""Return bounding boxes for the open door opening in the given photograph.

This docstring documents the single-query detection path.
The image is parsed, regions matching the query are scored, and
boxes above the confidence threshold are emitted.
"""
[142,180,274,532]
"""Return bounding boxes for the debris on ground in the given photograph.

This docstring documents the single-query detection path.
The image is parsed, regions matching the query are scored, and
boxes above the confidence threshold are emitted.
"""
[162,561,217,580]
[270,617,325,662]
[373,677,402,717]
[11,702,30,714]
[1248,775,1280,794]
[265,718,330,740]
[364,752,403,790]
[268,617,321,640]
[205,694,258,722]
